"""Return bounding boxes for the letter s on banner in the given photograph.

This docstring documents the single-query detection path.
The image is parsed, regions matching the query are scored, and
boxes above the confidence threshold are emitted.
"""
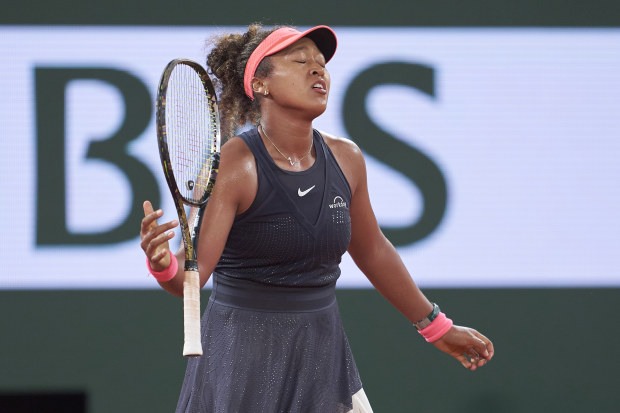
[342,62,448,247]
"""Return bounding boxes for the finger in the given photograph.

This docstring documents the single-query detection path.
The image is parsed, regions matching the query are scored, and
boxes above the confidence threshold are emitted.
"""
[143,216,179,244]
[144,229,176,256]
[142,200,166,228]
[470,348,489,369]
[485,338,495,360]
[463,348,488,371]
[150,245,171,262]
[468,334,492,360]
[474,340,490,360]
[141,211,163,234]
[142,201,155,226]
[147,247,172,272]
[466,349,480,364]
[142,227,175,261]
[466,352,480,371]
[141,219,177,247]
[143,200,154,216]
[472,330,494,360]
[140,222,177,261]
[151,220,179,237]
[455,354,473,370]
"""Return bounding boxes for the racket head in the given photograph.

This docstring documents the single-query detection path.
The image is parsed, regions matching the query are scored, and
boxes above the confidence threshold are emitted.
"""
[156,59,221,209]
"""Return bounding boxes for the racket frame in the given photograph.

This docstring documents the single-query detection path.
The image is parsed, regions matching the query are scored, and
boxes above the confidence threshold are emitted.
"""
[155,58,221,357]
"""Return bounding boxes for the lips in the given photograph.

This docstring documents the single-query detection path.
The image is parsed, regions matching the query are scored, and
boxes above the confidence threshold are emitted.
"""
[312,79,327,93]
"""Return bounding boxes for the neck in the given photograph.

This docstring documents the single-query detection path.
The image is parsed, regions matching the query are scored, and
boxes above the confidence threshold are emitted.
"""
[259,112,314,154]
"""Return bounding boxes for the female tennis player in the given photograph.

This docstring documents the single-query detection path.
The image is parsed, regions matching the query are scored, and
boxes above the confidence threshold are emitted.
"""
[140,24,494,413]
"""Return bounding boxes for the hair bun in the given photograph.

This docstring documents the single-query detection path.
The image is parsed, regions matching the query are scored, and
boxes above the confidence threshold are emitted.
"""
[206,24,275,141]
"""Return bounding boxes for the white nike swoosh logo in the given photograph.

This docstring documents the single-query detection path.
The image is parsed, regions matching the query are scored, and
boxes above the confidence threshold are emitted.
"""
[298,185,316,197]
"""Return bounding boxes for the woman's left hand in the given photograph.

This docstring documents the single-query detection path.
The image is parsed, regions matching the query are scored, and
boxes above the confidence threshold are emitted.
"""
[432,325,495,371]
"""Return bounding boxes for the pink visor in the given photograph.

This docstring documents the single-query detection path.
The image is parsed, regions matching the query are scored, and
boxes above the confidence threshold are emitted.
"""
[243,25,337,100]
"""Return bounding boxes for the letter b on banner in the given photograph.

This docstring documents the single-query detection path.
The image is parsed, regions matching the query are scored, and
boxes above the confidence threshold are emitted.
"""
[36,68,160,245]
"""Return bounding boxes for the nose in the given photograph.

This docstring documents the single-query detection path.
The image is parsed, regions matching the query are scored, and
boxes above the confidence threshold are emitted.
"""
[310,63,325,77]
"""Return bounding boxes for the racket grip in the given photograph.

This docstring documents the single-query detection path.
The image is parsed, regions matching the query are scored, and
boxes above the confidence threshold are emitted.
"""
[182,270,203,357]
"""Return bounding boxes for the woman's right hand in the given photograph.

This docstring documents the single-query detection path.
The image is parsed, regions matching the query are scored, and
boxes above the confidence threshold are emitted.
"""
[140,200,178,271]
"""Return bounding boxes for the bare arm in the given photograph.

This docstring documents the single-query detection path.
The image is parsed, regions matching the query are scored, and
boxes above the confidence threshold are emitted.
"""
[343,140,434,323]
[140,137,257,297]
[325,133,494,371]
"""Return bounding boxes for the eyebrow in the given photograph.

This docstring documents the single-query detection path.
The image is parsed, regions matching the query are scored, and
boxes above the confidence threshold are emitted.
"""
[285,45,326,61]
[286,45,311,54]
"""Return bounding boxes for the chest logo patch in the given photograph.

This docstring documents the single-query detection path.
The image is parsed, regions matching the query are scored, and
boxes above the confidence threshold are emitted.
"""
[298,185,316,197]
[329,196,348,209]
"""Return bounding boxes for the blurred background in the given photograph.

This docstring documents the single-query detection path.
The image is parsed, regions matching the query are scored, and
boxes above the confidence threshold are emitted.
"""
[1,1,619,412]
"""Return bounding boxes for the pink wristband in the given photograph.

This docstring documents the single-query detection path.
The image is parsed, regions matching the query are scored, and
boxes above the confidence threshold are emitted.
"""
[146,251,178,282]
[418,312,453,343]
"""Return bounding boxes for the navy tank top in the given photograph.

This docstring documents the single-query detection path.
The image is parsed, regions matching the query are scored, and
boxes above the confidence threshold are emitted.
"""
[213,127,352,287]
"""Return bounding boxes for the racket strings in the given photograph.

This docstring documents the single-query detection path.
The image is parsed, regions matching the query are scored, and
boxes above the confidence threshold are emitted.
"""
[165,63,218,204]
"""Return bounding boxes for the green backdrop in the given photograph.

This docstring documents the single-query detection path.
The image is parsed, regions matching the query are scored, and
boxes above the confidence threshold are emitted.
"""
[2,289,620,412]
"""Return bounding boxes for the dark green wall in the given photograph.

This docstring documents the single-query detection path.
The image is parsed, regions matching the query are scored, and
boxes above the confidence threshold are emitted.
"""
[2,289,619,412]
[2,0,620,26]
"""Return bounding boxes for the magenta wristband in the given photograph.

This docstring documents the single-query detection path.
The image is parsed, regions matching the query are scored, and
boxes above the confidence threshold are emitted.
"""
[146,251,178,282]
[418,312,453,343]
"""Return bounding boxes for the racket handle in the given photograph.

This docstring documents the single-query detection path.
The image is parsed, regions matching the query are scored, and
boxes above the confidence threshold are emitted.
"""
[182,270,203,357]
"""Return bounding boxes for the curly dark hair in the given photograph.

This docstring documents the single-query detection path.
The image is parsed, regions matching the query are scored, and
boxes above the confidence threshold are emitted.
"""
[206,24,279,141]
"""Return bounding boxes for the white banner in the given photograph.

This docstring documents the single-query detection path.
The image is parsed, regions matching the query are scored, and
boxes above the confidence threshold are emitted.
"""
[1,26,619,288]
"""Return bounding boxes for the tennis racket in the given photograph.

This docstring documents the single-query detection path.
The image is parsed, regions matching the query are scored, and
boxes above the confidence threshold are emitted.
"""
[155,58,221,357]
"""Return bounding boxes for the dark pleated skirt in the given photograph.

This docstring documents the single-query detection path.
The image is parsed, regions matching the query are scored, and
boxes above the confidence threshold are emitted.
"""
[175,275,363,413]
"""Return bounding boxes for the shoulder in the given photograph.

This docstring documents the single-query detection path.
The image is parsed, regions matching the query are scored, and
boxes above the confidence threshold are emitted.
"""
[210,135,258,213]
[319,130,365,166]
[319,130,362,156]
[317,130,366,194]
[219,135,255,175]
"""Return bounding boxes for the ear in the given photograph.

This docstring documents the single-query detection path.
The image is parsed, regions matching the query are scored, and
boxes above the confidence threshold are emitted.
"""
[251,78,269,97]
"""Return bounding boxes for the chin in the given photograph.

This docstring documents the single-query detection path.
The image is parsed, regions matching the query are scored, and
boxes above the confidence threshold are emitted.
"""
[307,100,328,119]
